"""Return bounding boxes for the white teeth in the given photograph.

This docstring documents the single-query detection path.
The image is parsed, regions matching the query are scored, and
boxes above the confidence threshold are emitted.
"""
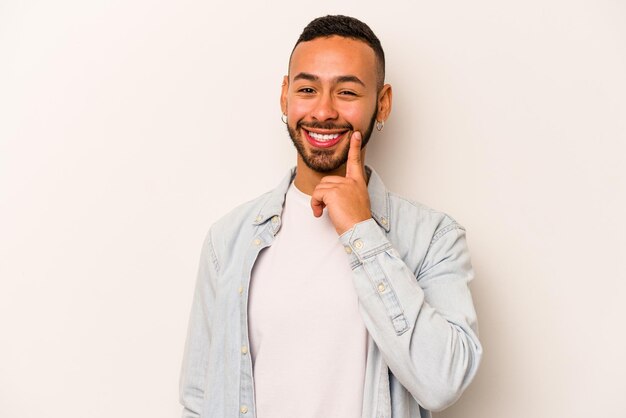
[309,131,341,141]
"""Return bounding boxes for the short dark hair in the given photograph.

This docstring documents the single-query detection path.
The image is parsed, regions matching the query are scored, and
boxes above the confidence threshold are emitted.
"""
[290,15,386,90]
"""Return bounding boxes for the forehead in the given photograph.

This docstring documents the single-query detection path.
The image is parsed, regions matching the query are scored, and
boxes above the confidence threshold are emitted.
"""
[289,36,377,85]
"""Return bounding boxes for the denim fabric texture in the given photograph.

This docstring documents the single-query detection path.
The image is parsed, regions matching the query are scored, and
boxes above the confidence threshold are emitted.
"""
[180,166,482,418]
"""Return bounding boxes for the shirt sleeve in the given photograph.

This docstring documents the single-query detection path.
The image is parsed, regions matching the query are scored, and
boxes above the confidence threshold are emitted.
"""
[179,229,219,418]
[339,217,482,412]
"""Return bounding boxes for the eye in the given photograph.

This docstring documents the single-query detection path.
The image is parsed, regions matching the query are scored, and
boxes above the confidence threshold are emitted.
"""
[339,90,357,96]
[297,87,316,94]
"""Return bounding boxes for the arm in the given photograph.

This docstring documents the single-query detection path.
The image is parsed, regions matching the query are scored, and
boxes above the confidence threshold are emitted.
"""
[179,229,219,417]
[310,132,481,410]
[339,217,482,412]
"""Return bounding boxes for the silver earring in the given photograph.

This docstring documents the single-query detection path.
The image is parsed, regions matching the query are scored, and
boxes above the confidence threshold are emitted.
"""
[376,120,384,131]
[281,113,288,124]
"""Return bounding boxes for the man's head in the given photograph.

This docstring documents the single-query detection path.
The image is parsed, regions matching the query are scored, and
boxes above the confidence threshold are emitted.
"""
[290,15,386,91]
[281,15,392,174]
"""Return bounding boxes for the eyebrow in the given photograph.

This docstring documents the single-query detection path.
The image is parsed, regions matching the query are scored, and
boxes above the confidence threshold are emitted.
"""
[293,72,365,87]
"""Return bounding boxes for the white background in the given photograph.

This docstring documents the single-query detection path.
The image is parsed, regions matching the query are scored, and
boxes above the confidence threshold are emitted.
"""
[1,1,625,417]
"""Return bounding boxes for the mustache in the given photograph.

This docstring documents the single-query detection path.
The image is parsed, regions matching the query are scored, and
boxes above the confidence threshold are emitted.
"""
[297,121,353,131]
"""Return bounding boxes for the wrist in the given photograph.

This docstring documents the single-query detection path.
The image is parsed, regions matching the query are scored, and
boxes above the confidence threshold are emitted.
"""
[337,212,372,235]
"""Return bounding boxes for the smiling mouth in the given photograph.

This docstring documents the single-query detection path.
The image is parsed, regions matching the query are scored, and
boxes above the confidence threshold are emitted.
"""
[302,128,349,148]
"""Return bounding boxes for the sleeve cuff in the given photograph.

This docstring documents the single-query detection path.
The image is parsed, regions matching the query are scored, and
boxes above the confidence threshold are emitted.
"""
[339,218,392,266]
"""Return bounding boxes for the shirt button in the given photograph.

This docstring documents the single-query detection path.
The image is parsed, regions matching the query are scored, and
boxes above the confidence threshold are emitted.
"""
[271,216,279,224]
[253,238,261,246]
[241,346,248,354]
[344,246,352,254]
[240,405,248,414]
[377,283,386,293]
[254,215,262,222]
[381,217,388,225]
[354,239,364,249]
[238,286,243,294]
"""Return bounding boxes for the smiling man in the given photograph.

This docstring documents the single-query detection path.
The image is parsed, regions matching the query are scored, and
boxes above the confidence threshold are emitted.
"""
[180,15,482,418]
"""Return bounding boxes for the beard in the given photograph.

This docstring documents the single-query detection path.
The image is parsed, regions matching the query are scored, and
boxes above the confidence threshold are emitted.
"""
[287,111,377,173]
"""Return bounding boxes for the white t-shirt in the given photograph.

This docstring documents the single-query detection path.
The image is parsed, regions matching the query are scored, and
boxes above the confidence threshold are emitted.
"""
[248,181,368,418]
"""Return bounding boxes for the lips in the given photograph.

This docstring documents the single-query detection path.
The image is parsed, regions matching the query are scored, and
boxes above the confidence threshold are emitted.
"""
[302,128,348,148]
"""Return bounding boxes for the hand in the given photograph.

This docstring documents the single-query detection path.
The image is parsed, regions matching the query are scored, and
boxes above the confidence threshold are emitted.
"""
[310,131,372,235]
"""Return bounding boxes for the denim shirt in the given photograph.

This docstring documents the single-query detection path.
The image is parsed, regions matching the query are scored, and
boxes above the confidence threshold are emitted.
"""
[180,167,482,418]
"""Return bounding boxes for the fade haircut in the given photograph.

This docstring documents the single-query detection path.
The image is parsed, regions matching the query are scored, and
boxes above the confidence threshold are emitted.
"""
[290,15,386,90]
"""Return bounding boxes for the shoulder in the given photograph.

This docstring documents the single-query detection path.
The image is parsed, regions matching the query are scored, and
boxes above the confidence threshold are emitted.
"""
[213,190,273,230]
[202,168,293,264]
[384,190,469,275]
[207,190,273,253]
[367,166,464,242]
[387,191,464,243]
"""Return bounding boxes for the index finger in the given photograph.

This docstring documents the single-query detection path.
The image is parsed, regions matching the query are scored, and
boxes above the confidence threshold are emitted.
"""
[345,131,364,180]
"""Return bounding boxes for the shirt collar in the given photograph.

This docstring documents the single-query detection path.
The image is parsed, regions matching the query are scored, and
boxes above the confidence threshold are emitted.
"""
[252,166,391,232]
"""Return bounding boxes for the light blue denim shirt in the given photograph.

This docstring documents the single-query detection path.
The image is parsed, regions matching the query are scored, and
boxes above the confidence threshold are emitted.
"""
[180,166,482,418]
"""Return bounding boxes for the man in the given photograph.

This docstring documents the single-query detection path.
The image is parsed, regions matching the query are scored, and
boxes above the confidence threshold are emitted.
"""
[180,15,482,418]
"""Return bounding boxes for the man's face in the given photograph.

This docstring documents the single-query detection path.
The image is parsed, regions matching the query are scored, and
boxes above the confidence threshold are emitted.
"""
[282,36,380,173]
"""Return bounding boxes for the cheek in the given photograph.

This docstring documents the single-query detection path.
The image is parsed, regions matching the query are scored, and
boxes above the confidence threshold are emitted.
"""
[288,99,313,119]
[338,103,376,126]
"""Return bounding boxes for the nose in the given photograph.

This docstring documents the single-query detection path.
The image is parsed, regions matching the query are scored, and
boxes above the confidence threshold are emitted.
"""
[310,92,338,122]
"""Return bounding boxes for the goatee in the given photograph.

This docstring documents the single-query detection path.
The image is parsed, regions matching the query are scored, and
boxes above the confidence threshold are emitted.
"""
[287,113,376,173]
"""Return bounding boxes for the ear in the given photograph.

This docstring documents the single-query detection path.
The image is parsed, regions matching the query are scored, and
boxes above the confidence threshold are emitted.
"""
[280,75,289,115]
[376,83,392,123]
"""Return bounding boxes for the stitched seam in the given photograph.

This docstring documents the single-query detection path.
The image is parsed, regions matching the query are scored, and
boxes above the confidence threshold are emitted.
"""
[207,228,220,273]
[418,224,463,279]
[431,222,464,245]
[385,191,391,223]
[358,243,393,260]
[364,257,409,335]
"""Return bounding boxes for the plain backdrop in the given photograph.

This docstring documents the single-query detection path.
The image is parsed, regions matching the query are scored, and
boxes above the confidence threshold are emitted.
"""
[1,1,625,417]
